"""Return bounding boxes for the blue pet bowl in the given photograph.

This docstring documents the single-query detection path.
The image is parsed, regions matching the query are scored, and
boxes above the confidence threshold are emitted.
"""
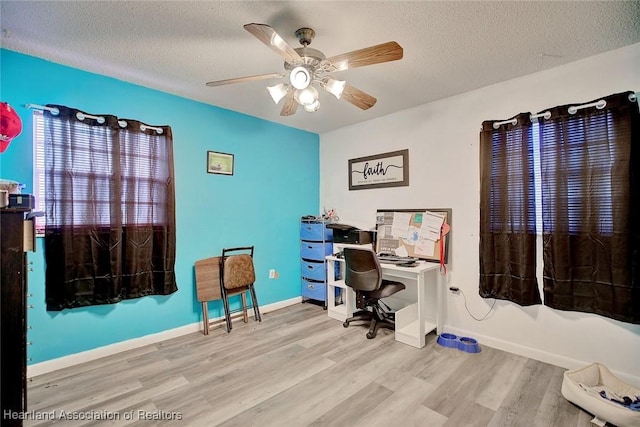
[457,336,480,353]
[437,333,458,348]
[437,333,481,353]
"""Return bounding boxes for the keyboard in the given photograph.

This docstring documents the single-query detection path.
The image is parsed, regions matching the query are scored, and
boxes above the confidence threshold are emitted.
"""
[377,254,417,265]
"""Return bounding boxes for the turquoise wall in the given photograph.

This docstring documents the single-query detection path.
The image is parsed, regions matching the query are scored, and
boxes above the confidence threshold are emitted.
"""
[0,49,320,364]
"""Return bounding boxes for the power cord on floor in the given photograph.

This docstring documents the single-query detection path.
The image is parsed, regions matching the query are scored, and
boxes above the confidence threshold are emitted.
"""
[449,286,495,321]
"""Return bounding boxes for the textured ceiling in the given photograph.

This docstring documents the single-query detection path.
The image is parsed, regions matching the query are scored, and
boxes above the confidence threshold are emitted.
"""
[2,1,640,134]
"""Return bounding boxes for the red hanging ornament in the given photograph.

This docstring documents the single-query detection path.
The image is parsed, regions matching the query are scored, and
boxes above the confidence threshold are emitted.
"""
[0,102,23,153]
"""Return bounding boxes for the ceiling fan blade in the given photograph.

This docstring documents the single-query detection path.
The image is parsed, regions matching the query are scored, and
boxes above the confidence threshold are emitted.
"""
[206,73,284,87]
[244,23,302,62]
[280,91,299,116]
[341,85,377,110]
[327,41,403,71]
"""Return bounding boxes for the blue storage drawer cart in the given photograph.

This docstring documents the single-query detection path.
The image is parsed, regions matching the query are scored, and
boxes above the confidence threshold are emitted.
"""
[300,241,334,261]
[301,259,328,282]
[301,278,327,302]
[300,219,333,306]
[300,222,333,241]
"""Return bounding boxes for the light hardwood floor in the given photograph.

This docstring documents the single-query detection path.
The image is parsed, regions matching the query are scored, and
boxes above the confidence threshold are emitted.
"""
[24,303,597,427]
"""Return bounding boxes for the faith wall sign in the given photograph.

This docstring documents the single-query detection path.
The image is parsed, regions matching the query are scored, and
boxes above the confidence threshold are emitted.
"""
[348,149,409,190]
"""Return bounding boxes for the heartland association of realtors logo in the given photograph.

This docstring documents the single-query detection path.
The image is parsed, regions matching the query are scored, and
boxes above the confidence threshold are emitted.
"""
[3,409,183,421]
[349,149,409,190]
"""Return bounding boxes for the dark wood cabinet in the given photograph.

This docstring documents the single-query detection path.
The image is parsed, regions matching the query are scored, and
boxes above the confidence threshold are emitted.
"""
[1,209,31,427]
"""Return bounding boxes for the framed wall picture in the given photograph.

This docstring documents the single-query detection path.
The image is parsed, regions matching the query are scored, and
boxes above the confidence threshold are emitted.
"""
[348,149,409,190]
[207,151,234,175]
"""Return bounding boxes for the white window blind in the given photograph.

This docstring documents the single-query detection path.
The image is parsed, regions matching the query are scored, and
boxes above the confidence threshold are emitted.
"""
[32,110,46,234]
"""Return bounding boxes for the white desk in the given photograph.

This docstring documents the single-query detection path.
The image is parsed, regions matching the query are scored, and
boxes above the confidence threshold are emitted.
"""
[326,255,443,349]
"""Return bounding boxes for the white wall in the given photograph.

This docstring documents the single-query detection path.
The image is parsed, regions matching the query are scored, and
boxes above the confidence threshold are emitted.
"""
[319,42,640,386]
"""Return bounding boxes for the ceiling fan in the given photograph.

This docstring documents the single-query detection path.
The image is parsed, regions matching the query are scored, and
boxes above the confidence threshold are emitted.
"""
[206,23,403,116]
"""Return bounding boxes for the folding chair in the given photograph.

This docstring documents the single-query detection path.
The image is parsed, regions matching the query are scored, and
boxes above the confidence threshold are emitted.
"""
[220,246,262,332]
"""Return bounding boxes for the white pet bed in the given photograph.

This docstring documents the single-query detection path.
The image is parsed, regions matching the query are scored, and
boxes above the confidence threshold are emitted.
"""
[561,363,640,427]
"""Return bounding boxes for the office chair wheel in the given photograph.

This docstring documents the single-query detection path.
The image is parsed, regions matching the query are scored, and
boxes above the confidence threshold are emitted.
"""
[343,321,349,328]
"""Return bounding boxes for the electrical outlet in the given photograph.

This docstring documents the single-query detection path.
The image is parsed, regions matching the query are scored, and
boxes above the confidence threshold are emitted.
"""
[269,269,276,279]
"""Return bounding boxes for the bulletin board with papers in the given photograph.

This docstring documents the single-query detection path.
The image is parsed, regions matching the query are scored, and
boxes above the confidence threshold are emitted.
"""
[375,208,451,264]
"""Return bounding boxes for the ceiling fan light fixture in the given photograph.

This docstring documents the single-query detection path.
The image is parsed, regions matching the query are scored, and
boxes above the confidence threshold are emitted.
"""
[290,66,311,90]
[323,78,346,99]
[267,83,289,104]
[294,86,319,106]
[210,24,403,116]
[304,99,320,112]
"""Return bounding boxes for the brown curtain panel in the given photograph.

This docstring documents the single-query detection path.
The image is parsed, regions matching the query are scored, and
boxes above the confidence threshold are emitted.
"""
[539,91,640,323]
[479,113,541,306]
[44,105,177,310]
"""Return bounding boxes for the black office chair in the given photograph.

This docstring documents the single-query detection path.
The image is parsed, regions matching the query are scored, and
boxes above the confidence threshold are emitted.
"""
[342,248,406,339]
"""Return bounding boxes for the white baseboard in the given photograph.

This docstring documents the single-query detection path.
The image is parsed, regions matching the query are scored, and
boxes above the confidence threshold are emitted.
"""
[28,296,302,378]
[444,326,640,388]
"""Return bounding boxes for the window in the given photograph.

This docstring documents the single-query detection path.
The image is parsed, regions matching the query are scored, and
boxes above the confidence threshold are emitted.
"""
[40,112,172,228]
[489,124,536,233]
[45,114,118,227]
[538,112,617,235]
[484,114,620,238]
[480,91,640,324]
[118,127,171,226]
[41,105,177,310]
[479,114,540,306]
[32,110,46,234]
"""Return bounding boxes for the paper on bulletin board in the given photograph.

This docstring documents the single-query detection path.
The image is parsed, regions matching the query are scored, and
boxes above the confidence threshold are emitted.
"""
[415,238,435,257]
[414,211,445,257]
[391,212,412,239]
